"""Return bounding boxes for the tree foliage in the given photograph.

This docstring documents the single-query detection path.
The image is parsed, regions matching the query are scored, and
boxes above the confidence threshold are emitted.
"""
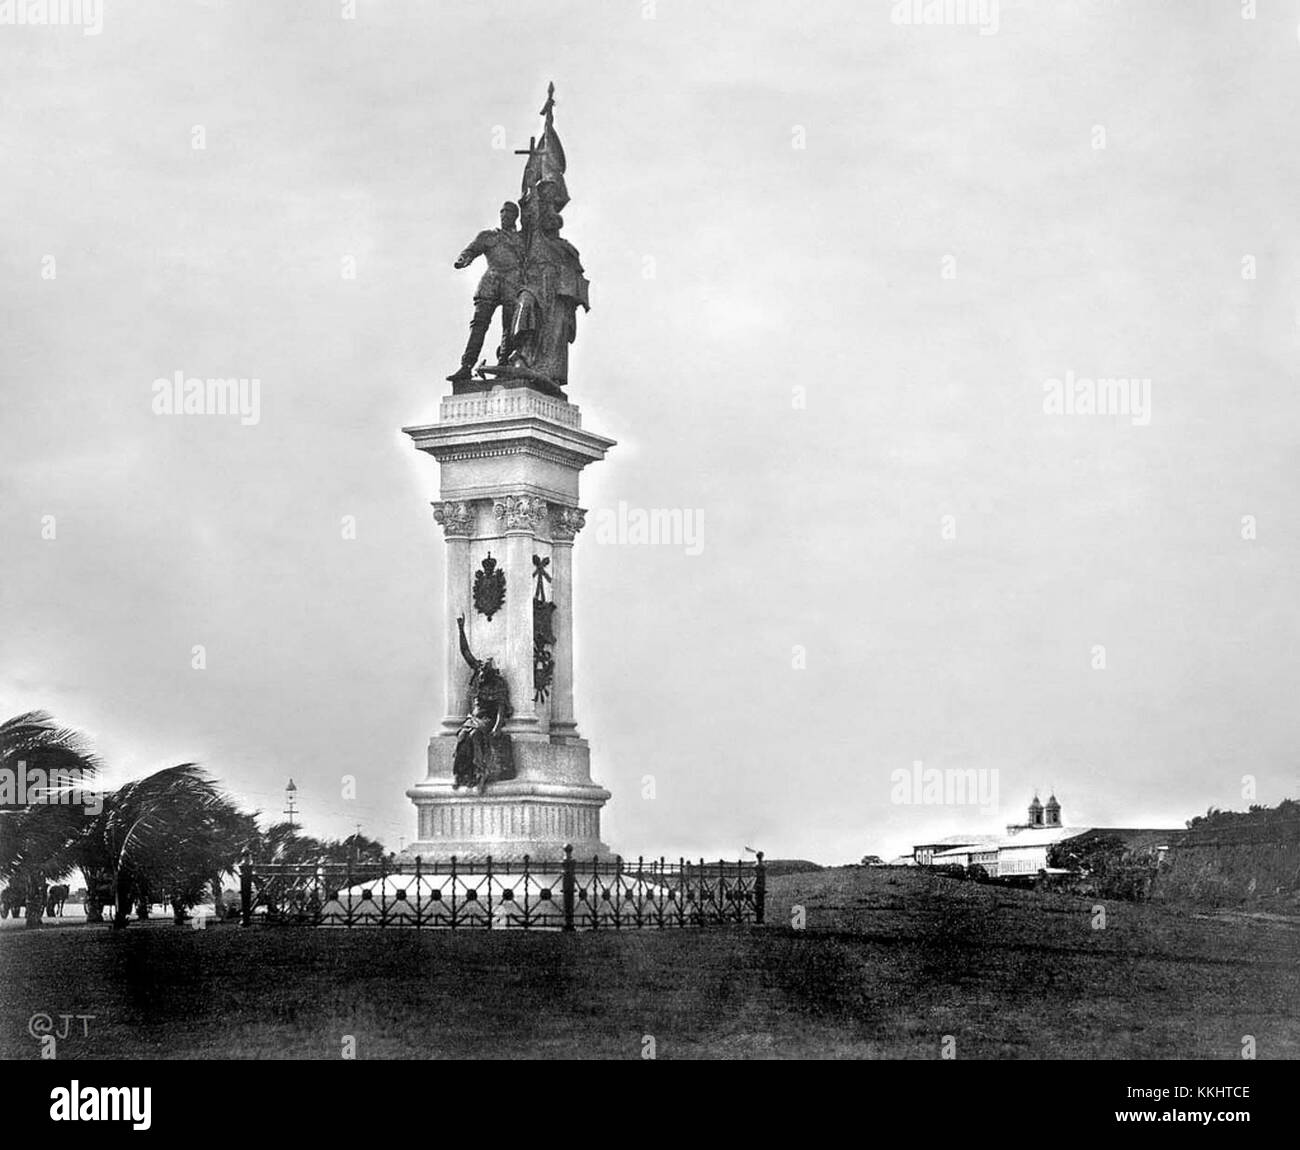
[0,712,101,926]
[1048,834,1160,901]
[1,711,387,927]
[1185,798,1299,831]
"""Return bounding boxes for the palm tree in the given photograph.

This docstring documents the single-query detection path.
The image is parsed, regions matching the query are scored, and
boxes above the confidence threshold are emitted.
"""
[2,711,268,928]
[81,763,235,928]
[0,712,101,927]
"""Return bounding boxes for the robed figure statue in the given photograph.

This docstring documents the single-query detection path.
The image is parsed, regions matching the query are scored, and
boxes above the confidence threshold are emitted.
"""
[453,615,515,792]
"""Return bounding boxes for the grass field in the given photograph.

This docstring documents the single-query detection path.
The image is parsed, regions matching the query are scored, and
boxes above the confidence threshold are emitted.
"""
[2,867,1295,1059]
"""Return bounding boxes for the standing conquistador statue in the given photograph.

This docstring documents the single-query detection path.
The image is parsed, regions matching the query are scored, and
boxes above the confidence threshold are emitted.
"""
[447,202,525,384]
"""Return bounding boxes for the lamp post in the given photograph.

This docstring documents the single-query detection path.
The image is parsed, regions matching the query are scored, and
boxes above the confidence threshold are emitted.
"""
[283,778,298,830]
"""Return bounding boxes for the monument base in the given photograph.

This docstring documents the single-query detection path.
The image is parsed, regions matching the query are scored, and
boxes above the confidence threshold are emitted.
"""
[403,781,612,864]
[402,735,612,864]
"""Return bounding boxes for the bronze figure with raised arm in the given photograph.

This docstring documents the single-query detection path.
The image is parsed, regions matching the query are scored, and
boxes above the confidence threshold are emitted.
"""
[452,614,515,792]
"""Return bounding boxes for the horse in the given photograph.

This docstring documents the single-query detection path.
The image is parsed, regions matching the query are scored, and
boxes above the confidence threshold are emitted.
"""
[45,885,70,917]
[0,887,24,919]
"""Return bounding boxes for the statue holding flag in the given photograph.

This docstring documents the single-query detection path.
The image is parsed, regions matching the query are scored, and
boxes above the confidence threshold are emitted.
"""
[470,84,590,398]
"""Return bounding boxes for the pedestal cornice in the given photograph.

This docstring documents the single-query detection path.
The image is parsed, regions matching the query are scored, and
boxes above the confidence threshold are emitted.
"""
[404,388,615,473]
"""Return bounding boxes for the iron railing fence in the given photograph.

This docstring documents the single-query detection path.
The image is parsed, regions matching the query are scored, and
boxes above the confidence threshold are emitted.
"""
[239,845,766,931]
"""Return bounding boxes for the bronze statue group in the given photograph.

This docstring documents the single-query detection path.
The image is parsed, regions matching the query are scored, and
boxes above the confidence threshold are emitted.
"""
[447,84,589,397]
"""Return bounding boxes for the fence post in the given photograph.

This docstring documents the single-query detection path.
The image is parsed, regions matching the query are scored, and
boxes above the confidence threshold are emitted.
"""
[636,855,645,929]
[702,852,712,925]
[239,849,252,928]
[345,856,355,928]
[679,857,687,928]
[522,854,531,930]
[414,855,423,932]
[717,858,725,923]
[755,851,766,925]
[614,854,624,930]
[562,843,575,932]
[449,855,458,930]
[658,856,667,929]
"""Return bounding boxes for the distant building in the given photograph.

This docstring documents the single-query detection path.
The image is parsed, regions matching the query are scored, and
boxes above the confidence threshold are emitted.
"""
[1008,791,1062,833]
[992,824,1082,878]
[929,842,1002,872]
[912,833,1001,867]
[990,792,1078,875]
[915,795,1178,879]
[1045,794,1061,826]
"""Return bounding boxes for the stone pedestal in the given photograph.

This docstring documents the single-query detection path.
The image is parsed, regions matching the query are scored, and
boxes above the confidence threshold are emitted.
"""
[401,386,615,863]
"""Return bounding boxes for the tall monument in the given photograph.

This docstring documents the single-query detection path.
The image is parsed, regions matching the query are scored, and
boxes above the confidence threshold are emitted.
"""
[403,85,614,863]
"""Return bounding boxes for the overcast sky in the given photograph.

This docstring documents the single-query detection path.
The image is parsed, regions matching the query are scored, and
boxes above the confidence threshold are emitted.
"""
[2,1,1297,863]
